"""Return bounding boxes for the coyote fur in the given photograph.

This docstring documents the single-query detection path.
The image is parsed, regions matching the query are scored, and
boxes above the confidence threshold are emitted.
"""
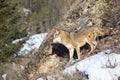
[53,27,109,60]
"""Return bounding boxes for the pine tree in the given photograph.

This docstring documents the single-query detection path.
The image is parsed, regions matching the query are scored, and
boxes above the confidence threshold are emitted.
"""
[0,0,26,63]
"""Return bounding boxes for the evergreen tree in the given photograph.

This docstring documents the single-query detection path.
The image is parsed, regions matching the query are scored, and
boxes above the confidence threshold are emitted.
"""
[0,0,26,63]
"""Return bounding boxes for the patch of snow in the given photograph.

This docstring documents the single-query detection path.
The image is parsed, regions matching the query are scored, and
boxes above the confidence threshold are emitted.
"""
[64,50,120,80]
[18,33,47,55]
[23,8,31,16]
[12,38,24,44]
[47,74,60,80]
[37,78,44,80]
[2,73,7,80]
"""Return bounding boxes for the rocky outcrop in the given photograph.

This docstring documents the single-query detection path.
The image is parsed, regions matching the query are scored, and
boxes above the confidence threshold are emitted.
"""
[1,0,120,80]
[24,0,120,80]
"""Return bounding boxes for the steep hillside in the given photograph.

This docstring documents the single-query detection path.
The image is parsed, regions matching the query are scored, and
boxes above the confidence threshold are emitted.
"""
[0,0,120,80]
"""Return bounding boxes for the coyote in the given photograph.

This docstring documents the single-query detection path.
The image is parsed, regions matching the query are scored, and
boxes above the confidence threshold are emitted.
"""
[53,27,109,60]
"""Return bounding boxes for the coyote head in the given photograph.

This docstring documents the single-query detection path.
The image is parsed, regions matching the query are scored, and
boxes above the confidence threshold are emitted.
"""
[53,29,63,43]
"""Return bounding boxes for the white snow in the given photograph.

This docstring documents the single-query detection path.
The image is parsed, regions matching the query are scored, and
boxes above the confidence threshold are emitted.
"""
[2,73,7,80]
[12,38,24,44]
[17,33,47,55]
[64,50,120,80]
[23,8,31,16]
[37,78,44,80]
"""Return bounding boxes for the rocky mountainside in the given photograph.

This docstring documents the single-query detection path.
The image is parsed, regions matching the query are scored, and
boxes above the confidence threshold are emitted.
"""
[0,0,120,80]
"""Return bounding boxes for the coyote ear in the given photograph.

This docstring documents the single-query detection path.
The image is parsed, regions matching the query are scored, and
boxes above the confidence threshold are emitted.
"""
[55,29,61,34]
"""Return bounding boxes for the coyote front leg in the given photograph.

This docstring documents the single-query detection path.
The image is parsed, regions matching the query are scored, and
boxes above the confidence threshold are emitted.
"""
[76,46,81,59]
[69,48,74,60]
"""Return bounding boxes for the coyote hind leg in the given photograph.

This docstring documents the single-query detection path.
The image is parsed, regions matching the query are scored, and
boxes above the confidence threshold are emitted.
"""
[87,40,97,56]
[76,46,81,60]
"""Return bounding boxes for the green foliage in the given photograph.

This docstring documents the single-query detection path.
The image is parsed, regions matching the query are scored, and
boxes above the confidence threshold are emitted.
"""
[32,0,49,13]
[0,0,27,63]
[29,0,50,26]
[0,42,23,63]
[29,6,49,25]
[27,0,63,33]
[0,0,61,63]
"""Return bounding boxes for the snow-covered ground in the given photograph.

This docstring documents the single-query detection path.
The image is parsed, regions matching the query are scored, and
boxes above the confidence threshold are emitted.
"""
[12,33,120,80]
[13,33,47,55]
[64,50,120,80]
[2,73,7,80]
[12,38,24,44]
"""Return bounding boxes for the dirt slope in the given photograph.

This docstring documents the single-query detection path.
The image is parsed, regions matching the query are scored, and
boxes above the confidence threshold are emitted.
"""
[0,0,120,80]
